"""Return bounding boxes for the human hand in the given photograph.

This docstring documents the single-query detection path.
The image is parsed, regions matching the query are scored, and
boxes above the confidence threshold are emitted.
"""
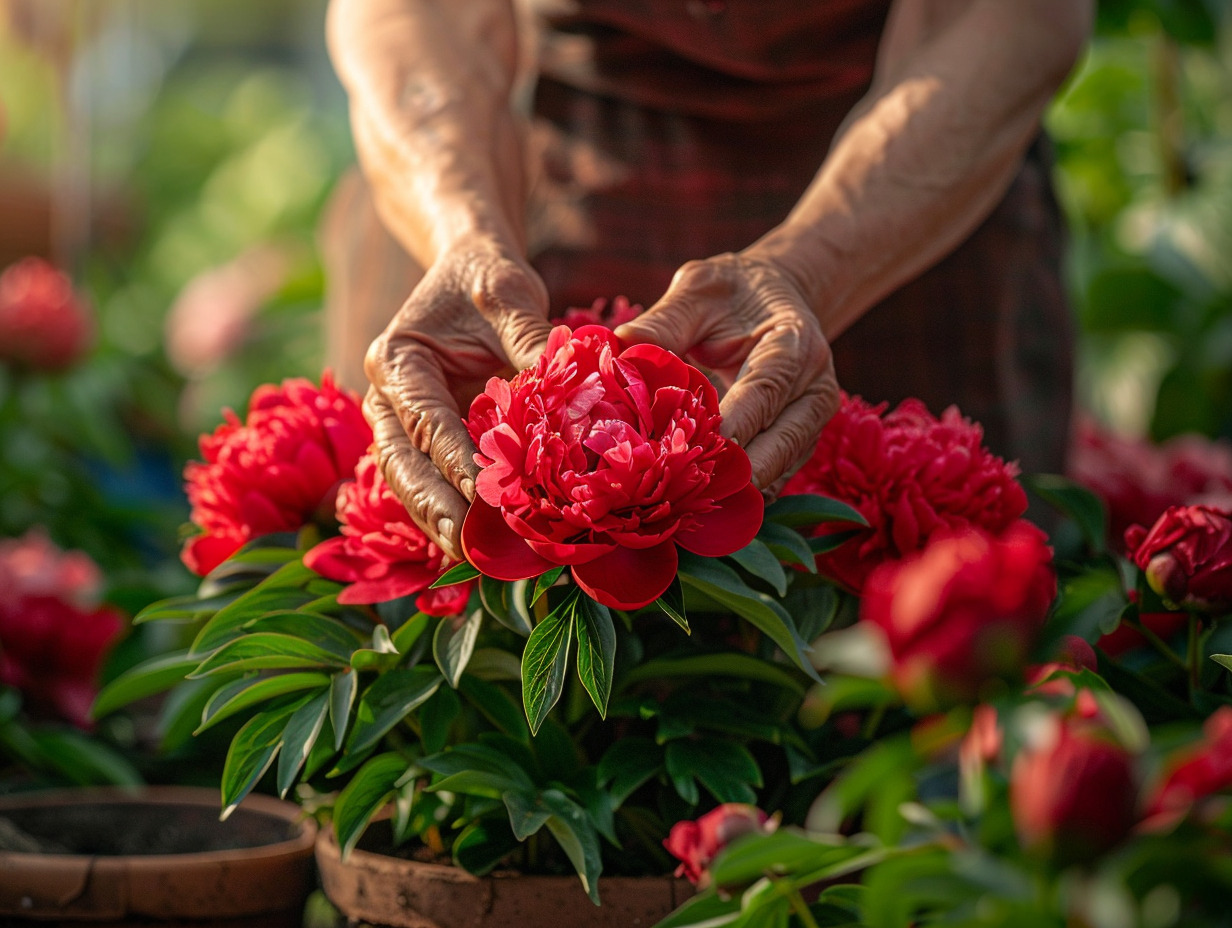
[364,240,553,559]
[615,252,839,496]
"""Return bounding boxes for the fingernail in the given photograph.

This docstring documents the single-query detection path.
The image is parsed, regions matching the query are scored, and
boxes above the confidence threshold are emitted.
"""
[437,517,456,542]
[460,476,476,501]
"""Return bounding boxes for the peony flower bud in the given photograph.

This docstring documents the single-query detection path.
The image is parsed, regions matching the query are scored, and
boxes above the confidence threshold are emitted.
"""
[1125,505,1232,613]
[1010,712,1137,864]
[182,374,372,575]
[461,325,763,610]
[663,804,775,886]
[558,295,642,331]
[861,521,1056,711]
[0,257,94,372]
[780,393,1027,594]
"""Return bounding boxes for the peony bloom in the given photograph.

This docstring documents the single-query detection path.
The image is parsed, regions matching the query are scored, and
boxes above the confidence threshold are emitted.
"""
[781,393,1026,594]
[663,804,775,886]
[0,531,124,728]
[182,374,372,576]
[1069,419,1232,553]
[304,454,472,615]
[1010,712,1137,863]
[1143,706,1232,829]
[558,295,643,331]
[1125,505,1232,613]
[461,325,763,610]
[861,521,1056,710]
[0,257,94,372]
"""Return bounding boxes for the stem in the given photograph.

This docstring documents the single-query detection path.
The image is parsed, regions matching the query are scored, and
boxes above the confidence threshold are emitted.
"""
[862,702,888,741]
[1123,614,1188,672]
[1187,612,1201,703]
[781,880,821,928]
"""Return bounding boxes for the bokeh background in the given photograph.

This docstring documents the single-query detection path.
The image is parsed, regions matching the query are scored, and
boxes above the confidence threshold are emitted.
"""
[1,0,1230,604]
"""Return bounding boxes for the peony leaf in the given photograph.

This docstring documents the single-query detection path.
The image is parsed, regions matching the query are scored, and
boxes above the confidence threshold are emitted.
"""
[433,609,484,688]
[597,737,664,808]
[346,666,443,755]
[29,729,143,787]
[502,789,553,841]
[540,790,603,905]
[678,553,821,684]
[133,592,244,625]
[655,576,689,634]
[709,832,876,889]
[190,561,319,654]
[664,737,762,805]
[728,538,789,596]
[334,752,414,858]
[1214,654,1232,673]
[244,611,363,660]
[480,576,532,637]
[92,650,199,719]
[575,595,616,717]
[188,633,350,677]
[277,690,330,798]
[330,669,358,751]
[1022,473,1108,553]
[452,818,521,877]
[756,521,817,573]
[532,566,566,605]
[390,611,431,655]
[220,697,311,819]
[420,685,461,754]
[521,590,578,735]
[621,653,806,695]
[808,528,863,555]
[430,561,482,589]
[196,671,331,734]
[765,493,868,529]
[158,677,233,752]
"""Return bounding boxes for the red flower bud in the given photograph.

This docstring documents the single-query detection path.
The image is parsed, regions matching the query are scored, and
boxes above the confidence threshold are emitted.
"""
[0,257,94,372]
[663,804,774,886]
[1125,505,1232,613]
[861,521,1056,710]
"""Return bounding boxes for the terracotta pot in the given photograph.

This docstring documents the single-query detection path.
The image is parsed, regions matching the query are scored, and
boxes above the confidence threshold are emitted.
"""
[0,786,316,926]
[316,820,692,928]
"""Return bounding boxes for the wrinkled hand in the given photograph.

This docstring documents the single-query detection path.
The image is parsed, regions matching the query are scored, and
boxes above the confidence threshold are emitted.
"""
[364,240,553,559]
[615,252,839,496]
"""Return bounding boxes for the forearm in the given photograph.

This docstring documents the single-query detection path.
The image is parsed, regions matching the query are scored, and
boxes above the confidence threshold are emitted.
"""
[750,0,1094,339]
[327,0,530,268]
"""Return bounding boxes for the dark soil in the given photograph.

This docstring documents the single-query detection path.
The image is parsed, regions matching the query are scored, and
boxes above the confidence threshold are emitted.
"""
[0,801,297,856]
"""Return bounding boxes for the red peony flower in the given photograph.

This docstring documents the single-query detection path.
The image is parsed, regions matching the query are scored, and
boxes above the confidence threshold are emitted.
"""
[1143,706,1232,829]
[304,454,472,615]
[1010,712,1137,863]
[1125,505,1232,613]
[0,257,94,372]
[0,532,124,728]
[781,393,1027,593]
[1069,419,1232,553]
[663,804,775,886]
[461,325,763,610]
[182,373,372,576]
[861,521,1056,710]
[558,295,643,331]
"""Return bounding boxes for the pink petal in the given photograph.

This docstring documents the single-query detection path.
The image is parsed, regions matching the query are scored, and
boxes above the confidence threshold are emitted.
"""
[462,499,555,581]
[572,541,679,610]
[675,483,765,557]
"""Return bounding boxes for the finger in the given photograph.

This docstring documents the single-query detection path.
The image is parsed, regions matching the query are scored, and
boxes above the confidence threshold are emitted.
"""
[365,387,471,560]
[614,261,713,355]
[719,322,828,447]
[741,372,839,491]
[470,259,554,370]
[365,339,481,501]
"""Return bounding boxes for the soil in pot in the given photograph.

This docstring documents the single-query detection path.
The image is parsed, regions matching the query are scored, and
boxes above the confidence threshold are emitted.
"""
[0,786,316,927]
[317,818,692,928]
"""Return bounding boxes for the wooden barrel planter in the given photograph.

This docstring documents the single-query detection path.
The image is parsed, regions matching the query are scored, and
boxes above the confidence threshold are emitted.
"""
[316,819,692,928]
[0,786,316,926]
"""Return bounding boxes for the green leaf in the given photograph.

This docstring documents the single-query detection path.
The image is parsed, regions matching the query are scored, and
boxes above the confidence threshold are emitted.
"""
[597,737,664,807]
[30,729,143,787]
[92,650,198,719]
[764,493,868,529]
[346,667,443,755]
[277,690,330,798]
[421,742,535,797]
[541,790,603,905]
[420,684,461,754]
[433,609,483,688]
[1023,473,1108,553]
[197,672,330,733]
[390,611,431,655]
[459,675,530,741]
[1213,654,1232,673]
[574,596,616,717]
[521,590,577,735]
[621,652,805,694]
[502,789,553,840]
[728,539,789,597]
[709,831,872,888]
[221,699,310,819]
[242,612,363,659]
[133,591,240,625]
[189,633,349,677]
[430,561,481,588]
[508,578,536,636]
[678,553,820,683]
[158,677,231,752]
[650,892,743,928]
[655,575,689,634]
[330,669,358,751]
[480,577,534,637]
[532,567,565,605]
[756,521,817,573]
[191,560,318,654]
[453,818,520,876]
[808,529,863,555]
[465,648,524,681]
[665,737,762,805]
[334,752,413,858]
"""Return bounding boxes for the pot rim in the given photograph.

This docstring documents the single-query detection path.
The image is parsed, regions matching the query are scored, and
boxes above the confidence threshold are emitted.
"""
[0,784,316,867]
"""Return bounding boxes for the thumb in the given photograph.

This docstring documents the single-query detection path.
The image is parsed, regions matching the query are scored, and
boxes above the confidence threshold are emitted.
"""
[614,290,705,356]
[493,307,554,371]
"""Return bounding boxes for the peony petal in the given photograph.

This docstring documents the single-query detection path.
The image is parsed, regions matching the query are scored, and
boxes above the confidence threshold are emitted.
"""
[704,441,754,502]
[182,532,244,577]
[675,483,765,557]
[462,499,556,581]
[621,344,692,395]
[527,538,616,564]
[572,541,679,610]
